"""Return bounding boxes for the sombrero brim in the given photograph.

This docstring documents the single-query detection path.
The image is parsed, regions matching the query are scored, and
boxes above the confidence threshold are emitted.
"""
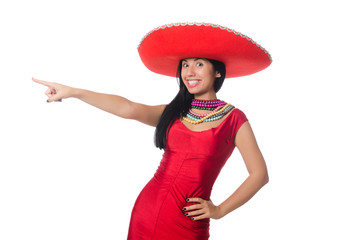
[138,23,272,78]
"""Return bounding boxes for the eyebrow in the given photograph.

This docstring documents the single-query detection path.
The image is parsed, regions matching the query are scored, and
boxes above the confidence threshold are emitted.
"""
[182,58,203,62]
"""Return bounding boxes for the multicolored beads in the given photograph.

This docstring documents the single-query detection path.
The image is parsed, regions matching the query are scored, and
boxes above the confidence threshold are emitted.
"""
[183,100,235,124]
[191,99,227,110]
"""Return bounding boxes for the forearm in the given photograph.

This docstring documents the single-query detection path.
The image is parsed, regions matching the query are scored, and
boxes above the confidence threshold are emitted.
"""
[218,173,269,218]
[72,88,133,119]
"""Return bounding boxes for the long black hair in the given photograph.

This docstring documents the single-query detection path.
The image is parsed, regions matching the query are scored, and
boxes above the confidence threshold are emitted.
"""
[154,58,226,149]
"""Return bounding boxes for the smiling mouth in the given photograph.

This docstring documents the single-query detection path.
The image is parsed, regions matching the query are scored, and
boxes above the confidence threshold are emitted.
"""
[186,79,201,88]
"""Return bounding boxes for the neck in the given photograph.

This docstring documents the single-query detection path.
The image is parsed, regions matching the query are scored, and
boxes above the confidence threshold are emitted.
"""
[194,92,217,100]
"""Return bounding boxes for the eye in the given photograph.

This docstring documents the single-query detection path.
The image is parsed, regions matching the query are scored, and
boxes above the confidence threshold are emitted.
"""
[182,63,189,67]
[196,62,203,67]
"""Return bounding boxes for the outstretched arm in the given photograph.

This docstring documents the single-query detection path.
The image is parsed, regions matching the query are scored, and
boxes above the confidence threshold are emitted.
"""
[32,77,166,127]
[183,121,269,220]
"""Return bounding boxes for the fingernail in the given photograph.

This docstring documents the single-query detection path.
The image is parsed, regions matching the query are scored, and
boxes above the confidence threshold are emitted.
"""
[182,208,186,211]
[46,100,50,103]
[186,198,190,202]
[184,213,188,216]
[191,218,194,220]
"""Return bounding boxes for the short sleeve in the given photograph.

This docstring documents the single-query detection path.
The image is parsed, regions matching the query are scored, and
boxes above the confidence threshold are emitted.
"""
[230,108,248,144]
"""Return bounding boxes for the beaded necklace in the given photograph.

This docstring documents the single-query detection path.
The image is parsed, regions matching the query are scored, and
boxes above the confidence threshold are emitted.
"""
[182,99,235,124]
[191,99,227,110]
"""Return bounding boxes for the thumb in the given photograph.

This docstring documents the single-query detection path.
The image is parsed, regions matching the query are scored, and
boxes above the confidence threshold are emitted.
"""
[47,95,63,102]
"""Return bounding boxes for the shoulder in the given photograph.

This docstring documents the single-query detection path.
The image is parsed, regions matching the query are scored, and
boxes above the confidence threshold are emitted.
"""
[229,107,248,124]
[225,106,249,139]
[231,108,247,118]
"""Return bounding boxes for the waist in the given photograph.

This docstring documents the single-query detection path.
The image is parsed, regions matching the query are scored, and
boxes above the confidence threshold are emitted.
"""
[154,150,217,194]
[154,150,187,180]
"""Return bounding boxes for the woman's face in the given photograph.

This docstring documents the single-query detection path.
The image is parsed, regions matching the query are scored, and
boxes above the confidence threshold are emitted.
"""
[181,58,221,99]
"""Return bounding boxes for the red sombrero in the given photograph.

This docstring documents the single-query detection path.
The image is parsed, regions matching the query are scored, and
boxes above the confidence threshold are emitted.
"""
[138,22,272,78]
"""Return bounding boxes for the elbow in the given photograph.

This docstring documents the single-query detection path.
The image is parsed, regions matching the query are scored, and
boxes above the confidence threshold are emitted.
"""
[260,166,269,185]
[249,170,269,187]
[263,172,269,185]
[260,164,269,186]
[254,170,269,187]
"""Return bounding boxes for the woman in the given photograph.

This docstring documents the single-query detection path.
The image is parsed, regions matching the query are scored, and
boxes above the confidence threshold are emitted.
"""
[33,23,271,240]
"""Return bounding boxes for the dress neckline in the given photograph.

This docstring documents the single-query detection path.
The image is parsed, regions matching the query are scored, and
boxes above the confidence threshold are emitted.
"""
[177,108,236,133]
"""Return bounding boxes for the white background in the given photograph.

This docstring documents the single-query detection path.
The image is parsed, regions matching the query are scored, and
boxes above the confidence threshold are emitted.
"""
[1,0,361,239]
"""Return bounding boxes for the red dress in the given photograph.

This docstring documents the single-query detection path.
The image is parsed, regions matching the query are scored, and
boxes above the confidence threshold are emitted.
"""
[127,109,248,240]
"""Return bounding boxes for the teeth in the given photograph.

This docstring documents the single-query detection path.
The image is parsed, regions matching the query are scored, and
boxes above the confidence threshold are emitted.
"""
[188,80,199,85]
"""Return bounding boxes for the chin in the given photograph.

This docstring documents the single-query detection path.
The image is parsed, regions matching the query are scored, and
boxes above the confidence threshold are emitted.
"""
[187,89,201,95]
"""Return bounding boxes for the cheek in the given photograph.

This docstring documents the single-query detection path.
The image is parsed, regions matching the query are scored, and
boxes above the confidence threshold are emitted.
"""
[180,71,186,81]
[180,74,186,84]
[181,73,185,80]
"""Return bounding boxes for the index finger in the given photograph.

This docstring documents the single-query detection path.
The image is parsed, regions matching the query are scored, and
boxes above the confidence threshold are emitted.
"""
[32,77,53,87]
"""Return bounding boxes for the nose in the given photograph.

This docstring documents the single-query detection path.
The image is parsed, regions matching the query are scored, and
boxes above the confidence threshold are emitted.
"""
[185,65,196,77]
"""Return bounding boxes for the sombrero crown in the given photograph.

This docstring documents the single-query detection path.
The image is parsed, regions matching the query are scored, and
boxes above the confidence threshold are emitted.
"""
[138,22,272,78]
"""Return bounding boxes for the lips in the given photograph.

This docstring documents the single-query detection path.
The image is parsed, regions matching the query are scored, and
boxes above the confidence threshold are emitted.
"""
[186,79,201,88]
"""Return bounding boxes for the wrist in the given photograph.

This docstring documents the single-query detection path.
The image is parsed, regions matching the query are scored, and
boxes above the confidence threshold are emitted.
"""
[71,87,83,98]
[217,203,228,219]
[215,205,226,219]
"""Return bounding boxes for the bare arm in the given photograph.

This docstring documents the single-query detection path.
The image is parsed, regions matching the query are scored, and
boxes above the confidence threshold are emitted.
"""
[32,77,166,127]
[183,121,269,220]
[217,121,269,218]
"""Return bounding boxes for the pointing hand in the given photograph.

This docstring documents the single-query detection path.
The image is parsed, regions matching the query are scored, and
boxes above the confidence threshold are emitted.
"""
[32,77,74,102]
